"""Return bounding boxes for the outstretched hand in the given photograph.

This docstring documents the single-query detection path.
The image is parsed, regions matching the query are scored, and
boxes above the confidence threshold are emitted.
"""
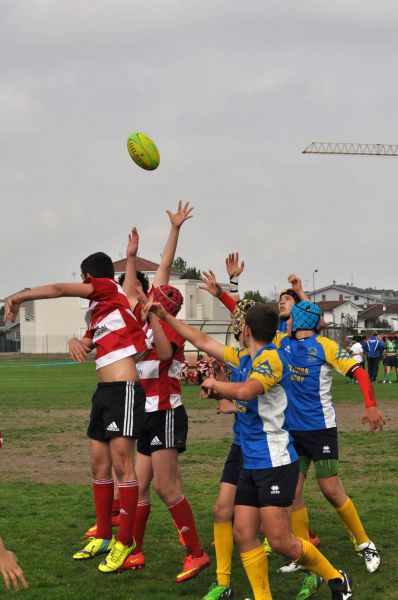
[361,407,385,432]
[126,227,139,258]
[3,297,20,323]
[226,253,245,278]
[0,546,28,591]
[199,270,223,298]
[287,273,303,292]
[166,201,193,229]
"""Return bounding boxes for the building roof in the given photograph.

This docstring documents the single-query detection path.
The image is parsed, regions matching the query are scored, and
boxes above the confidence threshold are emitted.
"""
[313,283,383,302]
[316,300,347,311]
[113,257,160,272]
[358,303,398,320]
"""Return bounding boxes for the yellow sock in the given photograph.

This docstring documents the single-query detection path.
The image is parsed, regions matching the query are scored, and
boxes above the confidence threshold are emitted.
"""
[214,521,233,587]
[240,545,272,600]
[335,497,369,547]
[296,538,341,582]
[291,508,309,540]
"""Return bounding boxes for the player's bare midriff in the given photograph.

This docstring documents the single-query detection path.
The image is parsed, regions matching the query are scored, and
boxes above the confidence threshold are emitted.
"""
[97,356,139,383]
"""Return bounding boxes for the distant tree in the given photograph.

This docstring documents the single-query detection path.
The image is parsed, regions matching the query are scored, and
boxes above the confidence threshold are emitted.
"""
[182,266,201,280]
[374,318,391,330]
[243,290,269,303]
[172,257,188,273]
[172,257,201,280]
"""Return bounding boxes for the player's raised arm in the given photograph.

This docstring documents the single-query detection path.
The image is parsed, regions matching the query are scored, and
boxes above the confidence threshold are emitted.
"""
[123,226,140,308]
[146,300,225,362]
[153,201,193,287]
[287,274,310,302]
[4,283,94,322]
[199,270,237,314]
[226,252,245,298]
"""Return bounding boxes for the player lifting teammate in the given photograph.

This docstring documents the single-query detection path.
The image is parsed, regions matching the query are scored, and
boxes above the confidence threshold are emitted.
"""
[120,217,210,582]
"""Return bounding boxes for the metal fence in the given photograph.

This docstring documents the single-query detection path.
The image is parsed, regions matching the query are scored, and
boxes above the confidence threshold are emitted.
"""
[0,320,235,358]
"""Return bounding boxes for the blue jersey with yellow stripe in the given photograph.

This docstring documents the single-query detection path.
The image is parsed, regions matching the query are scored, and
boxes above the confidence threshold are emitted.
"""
[278,334,358,431]
[223,344,297,469]
[231,350,251,446]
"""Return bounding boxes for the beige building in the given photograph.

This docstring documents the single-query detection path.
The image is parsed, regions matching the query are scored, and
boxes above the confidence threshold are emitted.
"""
[2,258,233,353]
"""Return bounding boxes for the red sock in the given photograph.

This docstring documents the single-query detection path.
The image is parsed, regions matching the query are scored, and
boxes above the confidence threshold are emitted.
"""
[167,495,202,557]
[116,480,139,546]
[133,500,151,553]
[112,498,120,516]
[93,479,114,539]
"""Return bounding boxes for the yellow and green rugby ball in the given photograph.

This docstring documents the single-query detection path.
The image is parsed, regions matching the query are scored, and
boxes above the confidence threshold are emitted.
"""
[127,132,160,171]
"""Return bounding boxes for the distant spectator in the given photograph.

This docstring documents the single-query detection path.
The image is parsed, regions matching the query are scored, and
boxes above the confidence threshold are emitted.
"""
[394,336,398,382]
[348,336,364,383]
[382,336,396,383]
[196,354,209,385]
[180,358,190,385]
[362,334,385,382]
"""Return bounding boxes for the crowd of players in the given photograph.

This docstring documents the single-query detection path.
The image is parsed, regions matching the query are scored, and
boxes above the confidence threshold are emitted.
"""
[3,203,386,600]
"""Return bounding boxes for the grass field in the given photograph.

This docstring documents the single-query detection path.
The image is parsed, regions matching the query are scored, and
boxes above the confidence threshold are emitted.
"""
[0,358,397,599]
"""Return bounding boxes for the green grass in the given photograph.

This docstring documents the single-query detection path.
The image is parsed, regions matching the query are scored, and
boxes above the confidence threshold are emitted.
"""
[0,360,397,598]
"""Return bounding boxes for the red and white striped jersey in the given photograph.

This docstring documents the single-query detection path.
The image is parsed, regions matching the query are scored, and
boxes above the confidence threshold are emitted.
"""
[84,278,151,370]
[136,320,185,412]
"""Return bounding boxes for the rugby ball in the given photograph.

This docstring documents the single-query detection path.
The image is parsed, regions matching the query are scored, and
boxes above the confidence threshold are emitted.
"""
[127,132,160,171]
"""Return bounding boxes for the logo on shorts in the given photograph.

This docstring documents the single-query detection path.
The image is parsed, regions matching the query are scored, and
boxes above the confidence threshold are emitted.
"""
[322,445,330,454]
[270,485,280,495]
[106,421,120,432]
[150,436,162,446]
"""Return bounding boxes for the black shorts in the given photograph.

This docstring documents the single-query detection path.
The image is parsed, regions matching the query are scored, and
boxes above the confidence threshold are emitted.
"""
[87,381,146,442]
[137,405,188,456]
[234,461,299,508]
[383,356,397,367]
[220,444,243,486]
[291,427,339,462]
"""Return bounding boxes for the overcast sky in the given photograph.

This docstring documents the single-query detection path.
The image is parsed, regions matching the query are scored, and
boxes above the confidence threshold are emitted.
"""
[2,0,398,300]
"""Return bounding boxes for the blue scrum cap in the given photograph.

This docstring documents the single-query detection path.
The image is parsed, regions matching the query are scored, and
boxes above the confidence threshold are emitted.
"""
[290,301,321,333]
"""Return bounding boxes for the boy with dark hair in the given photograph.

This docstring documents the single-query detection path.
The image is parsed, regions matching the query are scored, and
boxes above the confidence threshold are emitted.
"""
[4,251,150,574]
[147,299,353,600]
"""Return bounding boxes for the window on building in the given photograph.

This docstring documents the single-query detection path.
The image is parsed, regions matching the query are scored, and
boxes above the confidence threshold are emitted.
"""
[322,294,326,301]
[354,295,359,301]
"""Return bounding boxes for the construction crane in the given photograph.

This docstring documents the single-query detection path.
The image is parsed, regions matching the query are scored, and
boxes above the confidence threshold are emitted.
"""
[302,142,398,156]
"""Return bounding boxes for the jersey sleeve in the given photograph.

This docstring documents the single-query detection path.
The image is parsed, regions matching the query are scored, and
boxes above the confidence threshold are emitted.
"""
[223,346,242,368]
[219,291,237,314]
[318,337,359,375]
[249,350,282,392]
[272,331,287,349]
[83,328,93,340]
[86,278,117,302]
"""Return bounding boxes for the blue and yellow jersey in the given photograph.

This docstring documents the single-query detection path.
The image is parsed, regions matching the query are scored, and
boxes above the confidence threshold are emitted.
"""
[278,334,358,431]
[230,360,249,446]
[223,344,297,469]
[278,319,288,333]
